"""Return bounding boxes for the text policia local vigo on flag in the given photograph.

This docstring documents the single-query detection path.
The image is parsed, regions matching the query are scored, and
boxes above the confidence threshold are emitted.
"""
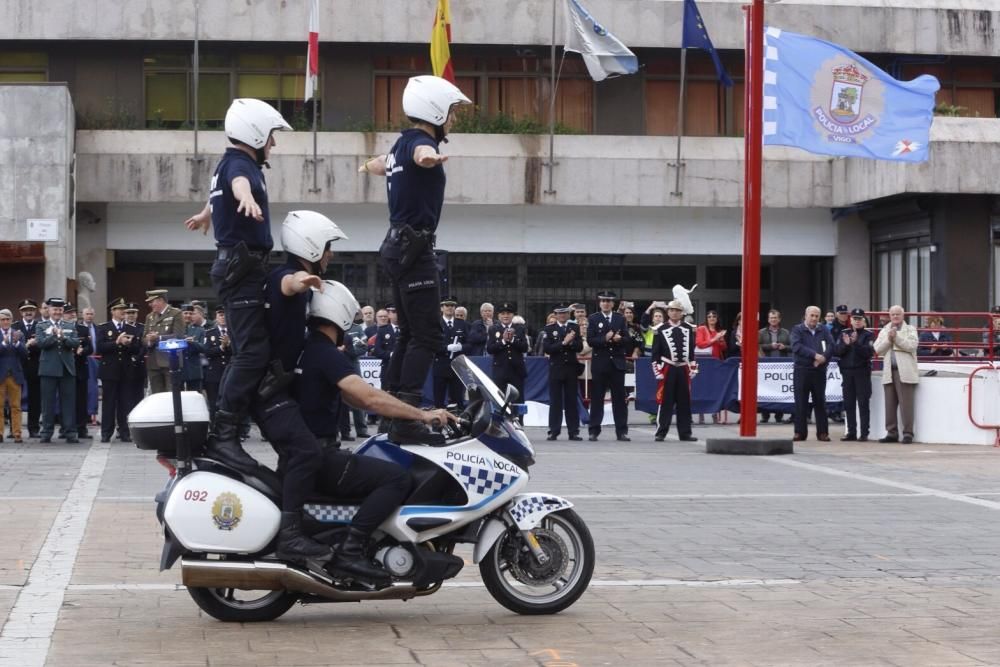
[305,0,319,102]
[563,0,638,82]
[762,27,940,162]
[431,0,455,84]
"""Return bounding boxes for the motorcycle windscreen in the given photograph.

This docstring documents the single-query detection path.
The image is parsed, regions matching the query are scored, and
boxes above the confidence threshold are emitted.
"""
[450,355,505,412]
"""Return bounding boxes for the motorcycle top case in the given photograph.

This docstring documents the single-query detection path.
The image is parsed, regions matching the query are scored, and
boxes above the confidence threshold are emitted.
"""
[128,391,210,454]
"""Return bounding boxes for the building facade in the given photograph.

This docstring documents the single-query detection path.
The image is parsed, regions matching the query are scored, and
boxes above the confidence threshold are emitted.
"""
[1,0,999,327]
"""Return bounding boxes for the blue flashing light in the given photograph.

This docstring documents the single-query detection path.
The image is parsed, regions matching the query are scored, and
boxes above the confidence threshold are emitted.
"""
[158,338,188,351]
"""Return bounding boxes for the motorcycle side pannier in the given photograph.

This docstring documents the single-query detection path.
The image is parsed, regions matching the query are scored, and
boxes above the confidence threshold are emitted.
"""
[128,391,210,455]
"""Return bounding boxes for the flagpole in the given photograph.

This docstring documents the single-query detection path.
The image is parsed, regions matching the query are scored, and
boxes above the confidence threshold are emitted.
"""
[545,0,558,196]
[671,47,688,196]
[739,0,764,438]
[188,0,203,194]
[311,97,319,192]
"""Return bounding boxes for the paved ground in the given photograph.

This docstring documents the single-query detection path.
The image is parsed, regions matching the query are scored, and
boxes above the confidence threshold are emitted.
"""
[2,418,1000,667]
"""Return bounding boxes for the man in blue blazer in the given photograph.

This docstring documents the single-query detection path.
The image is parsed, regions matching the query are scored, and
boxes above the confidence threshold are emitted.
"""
[0,308,27,443]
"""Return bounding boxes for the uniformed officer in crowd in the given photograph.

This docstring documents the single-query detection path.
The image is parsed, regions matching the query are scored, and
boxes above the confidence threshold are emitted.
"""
[542,302,583,441]
[124,302,146,413]
[36,298,79,444]
[191,300,214,329]
[587,291,635,441]
[487,303,529,404]
[366,308,387,341]
[12,299,42,437]
[183,98,294,465]
[650,300,699,443]
[361,75,471,446]
[294,281,454,583]
[142,289,186,394]
[433,295,471,409]
[372,305,399,388]
[337,308,370,442]
[63,303,93,440]
[180,304,207,392]
[834,307,875,441]
[96,298,141,443]
[202,306,230,426]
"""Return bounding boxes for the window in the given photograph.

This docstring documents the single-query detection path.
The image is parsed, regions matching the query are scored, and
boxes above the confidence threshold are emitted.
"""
[144,51,319,129]
[0,52,47,83]
[873,243,931,312]
[901,61,1000,118]
[644,51,742,137]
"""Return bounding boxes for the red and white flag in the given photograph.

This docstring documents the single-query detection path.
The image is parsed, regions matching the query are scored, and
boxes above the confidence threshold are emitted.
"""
[304,0,319,101]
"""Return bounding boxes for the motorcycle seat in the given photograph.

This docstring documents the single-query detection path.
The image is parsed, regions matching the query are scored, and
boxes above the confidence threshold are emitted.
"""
[193,457,282,500]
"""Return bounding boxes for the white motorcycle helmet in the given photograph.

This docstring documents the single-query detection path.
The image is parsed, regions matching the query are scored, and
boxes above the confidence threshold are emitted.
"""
[402,75,472,140]
[308,280,360,333]
[225,98,292,163]
[280,211,348,266]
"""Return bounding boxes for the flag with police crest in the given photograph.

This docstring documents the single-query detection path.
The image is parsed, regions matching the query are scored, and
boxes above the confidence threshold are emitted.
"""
[762,28,939,162]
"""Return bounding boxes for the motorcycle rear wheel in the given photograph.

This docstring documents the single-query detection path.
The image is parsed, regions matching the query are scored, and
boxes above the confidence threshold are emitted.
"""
[480,508,594,615]
[187,586,298,622]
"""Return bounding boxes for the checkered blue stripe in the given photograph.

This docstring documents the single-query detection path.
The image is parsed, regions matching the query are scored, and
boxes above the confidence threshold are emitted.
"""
[444,462,517,496]
[303,504,359,523]
[509,495,571,523]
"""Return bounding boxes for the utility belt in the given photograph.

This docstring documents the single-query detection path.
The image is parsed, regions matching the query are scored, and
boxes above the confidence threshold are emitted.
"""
[382,225,436,272]
[216,242,270,288]
[658,358,693,367]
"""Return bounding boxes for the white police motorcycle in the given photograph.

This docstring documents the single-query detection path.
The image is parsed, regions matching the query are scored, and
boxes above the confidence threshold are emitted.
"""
[131,343,594,622]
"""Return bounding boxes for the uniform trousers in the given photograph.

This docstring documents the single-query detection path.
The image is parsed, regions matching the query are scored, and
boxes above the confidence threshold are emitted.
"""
[253,390,325,512]
[841,368,872,437]
[793,366,829,437]
[74,373,89,434]
[212,261,270,416]
[589,362,628,436]
[0,374,22,438]
[40,375,75,437]
[547,369,580,436]
[204,380,221,424]
[382,254,442,396]
[433,373,466,409]
[492,367,525,402]
[24,364,40,435]
[313,450,412,534]
[100,379,130,441]
[147,368,170,394]
[655,365,692,439]
[883,366,916,439]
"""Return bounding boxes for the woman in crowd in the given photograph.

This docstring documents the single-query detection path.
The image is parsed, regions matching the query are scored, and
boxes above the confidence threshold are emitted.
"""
[726,312,744,359]
[695,310,728,424]
[917,316,954,357]
[623,304,645,358]
[642,307,666,353]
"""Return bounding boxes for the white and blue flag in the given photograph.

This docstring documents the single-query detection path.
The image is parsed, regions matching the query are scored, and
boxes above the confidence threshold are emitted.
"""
[563,0,638,82]
[763,28,940,162]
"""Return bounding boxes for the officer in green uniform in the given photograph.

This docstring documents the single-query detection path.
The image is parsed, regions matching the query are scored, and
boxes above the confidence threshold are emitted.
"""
[142,289,186,393]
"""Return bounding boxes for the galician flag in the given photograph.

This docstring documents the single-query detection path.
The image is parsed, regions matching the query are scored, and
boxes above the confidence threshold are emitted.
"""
[762,27,940,162]
[304,0,319,102]
[563,0,638,82]
[430,0,456,84]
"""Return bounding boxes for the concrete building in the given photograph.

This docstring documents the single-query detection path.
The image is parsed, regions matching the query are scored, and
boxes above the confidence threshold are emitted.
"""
[1,0,999,327]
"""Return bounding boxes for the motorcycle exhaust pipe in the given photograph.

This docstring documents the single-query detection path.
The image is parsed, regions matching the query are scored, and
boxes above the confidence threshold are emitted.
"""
[180,558,420,602]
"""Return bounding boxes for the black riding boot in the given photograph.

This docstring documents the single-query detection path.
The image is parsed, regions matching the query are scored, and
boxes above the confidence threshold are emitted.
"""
[328,527,391,584]
[204,409,260,474]
[276,511,334,564]
[388,392,444,446]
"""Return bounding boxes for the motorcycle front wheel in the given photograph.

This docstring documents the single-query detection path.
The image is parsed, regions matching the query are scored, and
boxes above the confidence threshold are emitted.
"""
[480,509,595,615]
[187,586,298,622]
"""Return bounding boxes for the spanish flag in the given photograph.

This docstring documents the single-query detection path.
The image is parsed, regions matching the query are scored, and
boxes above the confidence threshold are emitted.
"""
[430,0,456,84]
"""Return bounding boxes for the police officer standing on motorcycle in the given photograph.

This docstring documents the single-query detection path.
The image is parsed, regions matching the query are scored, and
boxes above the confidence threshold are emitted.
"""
[183,98,292,470]
[359,75,471,446]
[295,281,456,583]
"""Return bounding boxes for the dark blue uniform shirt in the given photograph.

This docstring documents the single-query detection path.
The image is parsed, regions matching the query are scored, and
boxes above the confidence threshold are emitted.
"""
[210,148,272,251]
[293,330,357,437]
[266,260,310,372]
[386,129,445,233]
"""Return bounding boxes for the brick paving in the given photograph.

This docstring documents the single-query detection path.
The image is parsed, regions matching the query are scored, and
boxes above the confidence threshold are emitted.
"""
[2,421,1000,666]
